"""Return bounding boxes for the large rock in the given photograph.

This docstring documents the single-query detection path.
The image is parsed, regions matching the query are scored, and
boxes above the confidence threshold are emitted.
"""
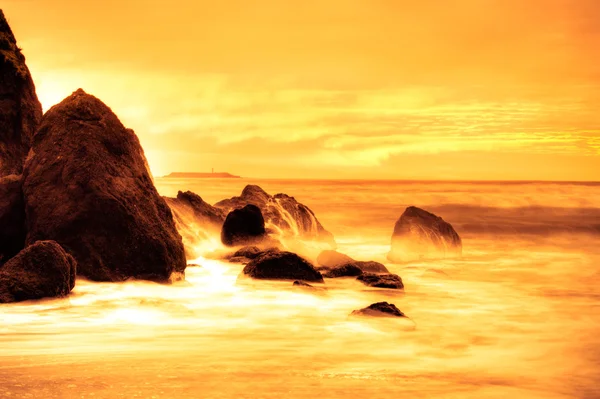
[215,185,335,245]
[164,190,226,258]
[0,11,43,178]
[242,251,324,282]
[0,174,25,264]
[357,273,404,289]
[221,204,267,247]
[22,89,186,282]
[351,302,406,318]
[388,206,462,262]
[0,240,76,303]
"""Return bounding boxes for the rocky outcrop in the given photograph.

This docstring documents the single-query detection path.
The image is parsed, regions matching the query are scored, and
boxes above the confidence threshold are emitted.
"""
[351,302,406,318]
[0,174,25,264]
[388,206,462,262]
[321,263,363,278]
[215,185,335,245]
[164,190,226,258]
[0,11,43,178]
[357,273,404,289]
[242,251,324,282]
[0,240,76,303]
[22,89,186,282]
[221,204,267,247]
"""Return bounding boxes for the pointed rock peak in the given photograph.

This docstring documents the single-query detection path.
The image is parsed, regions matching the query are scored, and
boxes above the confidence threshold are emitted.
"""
[403,206,439,220]
[1,11,28,81]
[46,89,119,125]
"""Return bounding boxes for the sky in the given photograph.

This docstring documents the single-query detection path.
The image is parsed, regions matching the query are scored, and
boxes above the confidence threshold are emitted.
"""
[3,0,600,180]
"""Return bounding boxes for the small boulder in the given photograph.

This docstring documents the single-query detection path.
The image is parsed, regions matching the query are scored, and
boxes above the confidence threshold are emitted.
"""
[242,251,323,282]
[221,204,267,247]
[321,263,363,278]
[233,246,262,259]
[316,250,354,268]
[0,240,76,303]
[348,261,389,274]
[357,273,404,289]
[389,206,462,262]
[293,280,313,288]
[351,302,406,318]
[0,174,25,264]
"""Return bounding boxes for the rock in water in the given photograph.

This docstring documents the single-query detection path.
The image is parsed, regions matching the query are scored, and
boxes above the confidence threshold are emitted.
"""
[22,89,186,282]
[388,206,462,262]
[0,240,76,303]
[242,251,324,282]
[221,204,267,246]
[215,185,335,245]
[0,174,25,264]
[321,263,363,278]
[351,302,406,318]
[357,273,404,289]
[0,11,43,177]
[350,261,389,273]
[316,250,354,268]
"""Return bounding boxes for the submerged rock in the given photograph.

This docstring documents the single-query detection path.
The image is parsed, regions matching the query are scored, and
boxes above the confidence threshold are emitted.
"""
[348,260,389,274]
[215,185,335,245]
[316,250,354,268]
[321,263,363,278]
[233,245,262,259]
[0,240,76,303]
[242,251,323,282]
[293,280,314,288]
[388,206,462,262]
[22,89,186,282]
[0,174,25,264]
[221,204,267,247]
[351,302,406,318]
[0,11,43,178]
[357,273,404,289]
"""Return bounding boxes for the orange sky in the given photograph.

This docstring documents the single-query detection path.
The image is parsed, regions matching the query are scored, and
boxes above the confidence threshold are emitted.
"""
[3,0,600,180]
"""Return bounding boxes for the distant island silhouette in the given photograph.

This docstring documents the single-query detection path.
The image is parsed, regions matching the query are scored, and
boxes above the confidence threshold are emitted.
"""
[164,172,241,178]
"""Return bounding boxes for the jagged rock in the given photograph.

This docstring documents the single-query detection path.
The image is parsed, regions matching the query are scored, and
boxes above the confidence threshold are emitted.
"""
[0,240,76,303]
[215,185,335,245]
[321,263,363,278]
[221,204,267,247]
[242,251,323,282]
[164,190,226,257]
[388,206,462,262]
[357,273,404,289]
[0,11,43,177]
[0,174,25,264]
[316,250,354,268]
[22,89,186,282]
[351,302,406,318]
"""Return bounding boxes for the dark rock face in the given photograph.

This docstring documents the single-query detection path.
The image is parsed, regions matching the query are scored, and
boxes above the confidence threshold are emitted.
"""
[316,250,354,268]
[215,185,335,245]
[321,263,363,278]
[0,11,43,178]
[0,240,76,303]
[389,206,462,262]
[242,251,324,282]
[22,90,186,282]
[357,273,404,289]
[164,190,226,257]
[0,174,25,264]
[351,302,406,318]
[221,204,267,247]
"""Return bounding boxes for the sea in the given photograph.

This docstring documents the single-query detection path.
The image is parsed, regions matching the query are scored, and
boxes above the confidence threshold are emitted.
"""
[1,178,599,398]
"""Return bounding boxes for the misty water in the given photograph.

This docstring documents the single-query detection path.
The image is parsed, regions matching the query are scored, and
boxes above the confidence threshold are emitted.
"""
[1,179,599,398]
